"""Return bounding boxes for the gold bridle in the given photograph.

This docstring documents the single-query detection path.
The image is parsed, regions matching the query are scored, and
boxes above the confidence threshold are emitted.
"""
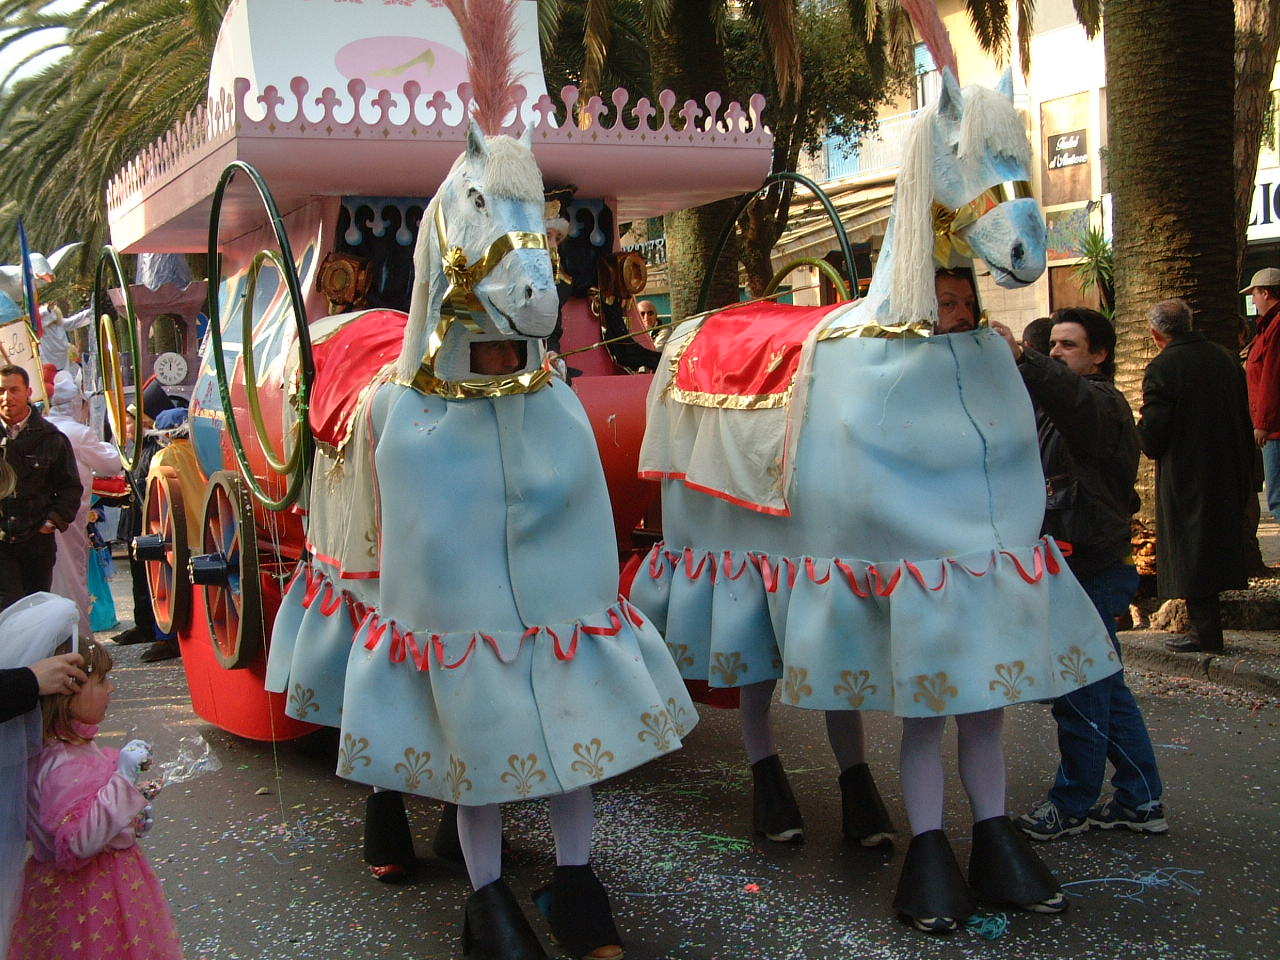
[410,201,555,399]
[932,179,1033,265]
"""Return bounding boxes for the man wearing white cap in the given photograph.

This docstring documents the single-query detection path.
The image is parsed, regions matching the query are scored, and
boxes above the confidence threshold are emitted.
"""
[45,371,121,636]
[1242,267,1280,518]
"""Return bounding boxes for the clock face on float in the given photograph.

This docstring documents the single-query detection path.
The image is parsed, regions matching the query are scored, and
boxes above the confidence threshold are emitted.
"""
[154,351,188,386]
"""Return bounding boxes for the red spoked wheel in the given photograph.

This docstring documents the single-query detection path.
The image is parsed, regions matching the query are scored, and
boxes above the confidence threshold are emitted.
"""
[141,467,190,634]
[192,472,263,669]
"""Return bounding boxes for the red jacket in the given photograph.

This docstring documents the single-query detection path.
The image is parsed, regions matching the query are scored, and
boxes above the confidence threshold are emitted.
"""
[1245,303,1280,438]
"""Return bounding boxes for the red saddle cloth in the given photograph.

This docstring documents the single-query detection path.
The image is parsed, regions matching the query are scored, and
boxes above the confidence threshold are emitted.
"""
[672,301,849,408]
[309,309,409,449]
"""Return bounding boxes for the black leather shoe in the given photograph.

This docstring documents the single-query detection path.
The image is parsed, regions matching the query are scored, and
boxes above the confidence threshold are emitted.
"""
[463,879,548,960]
[363,791,414,883]
[1163,634,1224,654]
[893,830,976,933]
[968,815,1066,914]
[111,627,152,646]
[532,865,623,960]
[139,639,180,662]
[751,754,804,842]
[838,763,894,847]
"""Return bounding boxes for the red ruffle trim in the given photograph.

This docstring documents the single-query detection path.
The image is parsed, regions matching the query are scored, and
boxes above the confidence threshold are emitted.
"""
[645,538,1064,596]
[289,563,649,669]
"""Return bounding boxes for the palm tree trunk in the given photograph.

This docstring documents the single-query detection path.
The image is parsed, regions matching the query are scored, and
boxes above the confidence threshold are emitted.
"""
[1235,0,1280,276]
[650,0,741,318]
[1106,0,1237,538]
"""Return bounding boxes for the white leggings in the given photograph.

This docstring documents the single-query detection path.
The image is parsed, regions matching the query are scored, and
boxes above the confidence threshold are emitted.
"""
[899,709,1006,836]
[456,787,594,890]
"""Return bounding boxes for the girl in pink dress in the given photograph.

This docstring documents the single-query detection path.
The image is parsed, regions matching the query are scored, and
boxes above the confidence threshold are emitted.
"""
[7,641,182,960]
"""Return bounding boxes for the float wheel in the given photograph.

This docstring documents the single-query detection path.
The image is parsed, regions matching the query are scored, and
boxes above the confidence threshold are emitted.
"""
[142,467,191,633]
[195,472,263,669]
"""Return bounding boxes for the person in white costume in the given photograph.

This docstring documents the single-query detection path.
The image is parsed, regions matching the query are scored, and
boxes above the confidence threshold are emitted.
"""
[45,373,121,636]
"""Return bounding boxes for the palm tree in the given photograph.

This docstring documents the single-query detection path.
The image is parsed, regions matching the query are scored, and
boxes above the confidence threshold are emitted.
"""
[0,0,228,277]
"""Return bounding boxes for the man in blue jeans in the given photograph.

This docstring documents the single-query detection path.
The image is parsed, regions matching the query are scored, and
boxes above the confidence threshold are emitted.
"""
[992,310,1166,841]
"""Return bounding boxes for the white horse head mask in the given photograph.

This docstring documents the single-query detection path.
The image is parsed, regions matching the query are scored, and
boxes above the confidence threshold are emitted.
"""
[397,120,559,393]
[877,68,1047,327]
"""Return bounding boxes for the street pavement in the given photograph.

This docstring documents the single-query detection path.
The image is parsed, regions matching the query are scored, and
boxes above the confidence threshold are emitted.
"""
[100,577,1279,960]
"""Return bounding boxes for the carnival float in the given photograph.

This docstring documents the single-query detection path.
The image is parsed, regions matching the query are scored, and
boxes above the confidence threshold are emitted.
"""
[96,0,793,742]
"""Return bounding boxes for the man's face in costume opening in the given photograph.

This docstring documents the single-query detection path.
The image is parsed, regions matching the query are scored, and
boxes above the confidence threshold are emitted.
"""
[935,274,978,334]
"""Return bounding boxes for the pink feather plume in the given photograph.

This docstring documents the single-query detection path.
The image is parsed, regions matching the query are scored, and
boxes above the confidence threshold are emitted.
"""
[898,0,959,80]
[442,0,524,134]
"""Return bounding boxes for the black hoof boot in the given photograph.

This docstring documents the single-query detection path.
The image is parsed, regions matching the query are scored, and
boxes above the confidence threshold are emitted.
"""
[463,879,548,960]
[751,754,804,843]
[893,830,976,934]
[363,790,414,883]
[431,802,464,866]
[532,865,624,959]
[969,815,1067,914]
[838,763,895,847]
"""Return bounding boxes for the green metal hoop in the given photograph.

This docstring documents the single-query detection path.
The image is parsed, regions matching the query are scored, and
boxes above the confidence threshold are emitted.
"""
[92,246,145,473]
[206,160,315,512]
[695,171,859,314]
[241,249,305,477]
[764,257,850,302]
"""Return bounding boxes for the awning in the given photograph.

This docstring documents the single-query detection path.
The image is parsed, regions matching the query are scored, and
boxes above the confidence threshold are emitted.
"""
[773,172,896,262]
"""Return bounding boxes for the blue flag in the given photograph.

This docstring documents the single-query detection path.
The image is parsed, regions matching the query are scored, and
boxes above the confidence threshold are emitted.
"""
[16,218,40,337]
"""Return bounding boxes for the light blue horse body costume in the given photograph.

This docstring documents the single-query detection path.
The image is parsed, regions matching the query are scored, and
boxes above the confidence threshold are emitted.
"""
[265,89,692,959]
[633,70,1120,930]
[267,125,692,803]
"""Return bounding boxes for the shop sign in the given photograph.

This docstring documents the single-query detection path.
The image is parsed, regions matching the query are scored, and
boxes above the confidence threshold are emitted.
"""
[1248,166,1280,242]
[1047,130,1088,169]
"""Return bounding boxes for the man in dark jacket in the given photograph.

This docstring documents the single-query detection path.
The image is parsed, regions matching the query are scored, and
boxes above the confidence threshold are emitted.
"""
[992,310,1165,841]
[1137,299,1254,653]
[0,365,82,610]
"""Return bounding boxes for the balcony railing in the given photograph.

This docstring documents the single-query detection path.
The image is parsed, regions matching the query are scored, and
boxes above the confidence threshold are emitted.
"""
[824,108,922,181]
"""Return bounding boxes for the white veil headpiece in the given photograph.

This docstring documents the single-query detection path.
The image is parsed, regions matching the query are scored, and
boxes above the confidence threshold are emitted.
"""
[0,593,77,955]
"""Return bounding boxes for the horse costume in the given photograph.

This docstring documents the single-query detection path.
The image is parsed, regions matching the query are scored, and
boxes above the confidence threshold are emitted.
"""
[631,58,1120,931]
[265,3,693,956]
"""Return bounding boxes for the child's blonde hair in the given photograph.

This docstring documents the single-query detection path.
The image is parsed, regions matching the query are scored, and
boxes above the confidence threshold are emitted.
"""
[41,640,114,744]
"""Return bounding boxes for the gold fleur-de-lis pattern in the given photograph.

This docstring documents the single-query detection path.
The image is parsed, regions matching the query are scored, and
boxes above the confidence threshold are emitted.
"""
[912,672,958,713]
[289,684,319,717]
[570,739,616,780]
[988,661,1035,702]
[393,747,433,792]
[834,669,877,708]
[710,651,747,686]
[445,755,474,802]
[338,734,372,776]
[1057,646,1095,684]
[666,642,694,669]
[500,753,548,798]
[638,708,677,751]
[666,697,693,737]
[783,666,813,705]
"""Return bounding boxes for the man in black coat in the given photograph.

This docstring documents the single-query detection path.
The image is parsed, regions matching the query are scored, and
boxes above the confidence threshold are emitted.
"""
[1136,299,1255,653]
[0,365,82,611]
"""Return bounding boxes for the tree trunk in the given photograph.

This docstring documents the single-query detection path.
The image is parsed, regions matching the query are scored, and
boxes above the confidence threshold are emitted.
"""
[650,0,740,318]
[1106,0,1237,536]
[1235,0,1280,277]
